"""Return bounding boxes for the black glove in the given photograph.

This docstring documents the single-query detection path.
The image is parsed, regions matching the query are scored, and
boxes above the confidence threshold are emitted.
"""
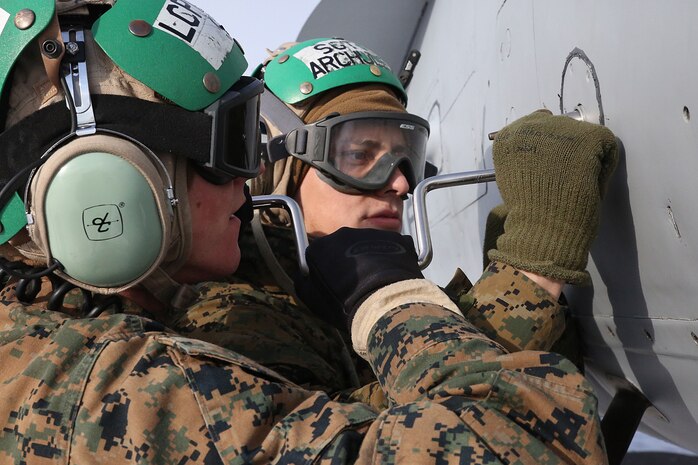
[294,227,424,330]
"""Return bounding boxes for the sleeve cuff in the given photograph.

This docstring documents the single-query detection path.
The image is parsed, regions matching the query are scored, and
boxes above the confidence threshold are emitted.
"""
[350,279,462,358]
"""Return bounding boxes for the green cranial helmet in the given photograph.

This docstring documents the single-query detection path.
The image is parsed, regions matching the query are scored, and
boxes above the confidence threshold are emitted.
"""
[0,1,55,102]
[92,0,247,111]
[0,0,248,111]
[262,38,407,105]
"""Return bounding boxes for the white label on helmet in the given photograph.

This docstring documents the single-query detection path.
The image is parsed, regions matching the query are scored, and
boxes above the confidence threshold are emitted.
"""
[155,0,233,70]
[0,9,9,37]
[294,39,391,80]
[400,124,415,130]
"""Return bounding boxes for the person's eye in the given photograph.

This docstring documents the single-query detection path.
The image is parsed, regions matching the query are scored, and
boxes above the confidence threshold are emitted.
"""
[342,150,371,163]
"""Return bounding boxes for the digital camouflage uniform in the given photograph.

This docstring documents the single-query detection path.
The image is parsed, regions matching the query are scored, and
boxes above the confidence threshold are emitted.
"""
[0,270,606,464]
[168,223,593,458]
[173,224,575,398]
[173,224,374,395]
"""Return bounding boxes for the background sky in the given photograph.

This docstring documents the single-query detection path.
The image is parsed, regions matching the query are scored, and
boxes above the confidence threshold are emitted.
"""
[189,1,695,458]
[194,0,321,73]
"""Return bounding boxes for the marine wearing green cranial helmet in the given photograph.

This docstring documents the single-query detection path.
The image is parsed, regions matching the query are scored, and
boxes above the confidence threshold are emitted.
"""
[0,0,262,303]
[252,37,430,228]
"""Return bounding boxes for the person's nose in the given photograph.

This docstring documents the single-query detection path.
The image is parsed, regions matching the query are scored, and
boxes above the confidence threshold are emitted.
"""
[380,167,410,197]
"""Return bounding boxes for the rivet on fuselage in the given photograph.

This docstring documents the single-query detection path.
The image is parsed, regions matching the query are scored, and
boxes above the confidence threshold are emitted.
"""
[14,9,35,30]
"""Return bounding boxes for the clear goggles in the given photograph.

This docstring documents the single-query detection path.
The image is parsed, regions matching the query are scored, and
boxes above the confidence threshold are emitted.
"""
[194,76,264,184]
[267,111,430,193]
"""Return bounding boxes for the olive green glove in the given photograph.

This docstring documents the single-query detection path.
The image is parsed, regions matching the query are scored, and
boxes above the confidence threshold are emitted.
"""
[488,109,618,284]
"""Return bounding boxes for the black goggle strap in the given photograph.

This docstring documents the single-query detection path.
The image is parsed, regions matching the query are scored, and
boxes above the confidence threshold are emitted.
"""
[259,90,306,164]
[266,134,292,163]
[0,96,212,240]
[260,88,305,136]
[0,95,214,187]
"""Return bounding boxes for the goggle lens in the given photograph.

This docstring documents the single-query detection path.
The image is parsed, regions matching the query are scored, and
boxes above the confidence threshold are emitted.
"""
[204,76,263,182]
[220,93,261,174]
[328,117,428,188]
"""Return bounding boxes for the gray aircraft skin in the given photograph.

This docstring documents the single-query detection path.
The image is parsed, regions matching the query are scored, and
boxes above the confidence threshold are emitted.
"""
[296,0,698,456]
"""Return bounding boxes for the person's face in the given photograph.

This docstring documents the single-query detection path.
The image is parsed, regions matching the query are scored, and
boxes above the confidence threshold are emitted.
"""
[295,123,410,236]
[173,170,248,283]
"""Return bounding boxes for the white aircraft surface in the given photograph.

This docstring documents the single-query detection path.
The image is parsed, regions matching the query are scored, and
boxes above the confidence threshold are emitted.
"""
[295,1,698,463]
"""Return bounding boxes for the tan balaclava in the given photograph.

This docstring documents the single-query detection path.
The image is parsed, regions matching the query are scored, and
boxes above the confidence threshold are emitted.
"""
[251,83,407,226]
[1,5,191,300]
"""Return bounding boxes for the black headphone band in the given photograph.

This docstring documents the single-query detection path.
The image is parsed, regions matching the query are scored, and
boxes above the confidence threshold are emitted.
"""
[0,95,213,190]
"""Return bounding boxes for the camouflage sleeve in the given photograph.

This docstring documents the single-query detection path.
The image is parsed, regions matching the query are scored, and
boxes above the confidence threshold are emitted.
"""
[342,259,581,413]
[0,302,379,464]
[452,261,568,352]
[357,302,607,465]
[338,277,606,464]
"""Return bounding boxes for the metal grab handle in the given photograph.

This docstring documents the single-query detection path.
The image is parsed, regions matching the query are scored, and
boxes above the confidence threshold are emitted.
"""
[251,195,309,275]
[253,174,496,274]
[413,169,496,269]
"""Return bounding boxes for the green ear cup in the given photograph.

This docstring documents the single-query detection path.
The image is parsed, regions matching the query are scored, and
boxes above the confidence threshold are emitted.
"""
[45,152,164,287]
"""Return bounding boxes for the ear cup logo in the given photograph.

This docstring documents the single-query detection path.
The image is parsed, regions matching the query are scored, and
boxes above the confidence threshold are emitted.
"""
[83,205,124,241]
